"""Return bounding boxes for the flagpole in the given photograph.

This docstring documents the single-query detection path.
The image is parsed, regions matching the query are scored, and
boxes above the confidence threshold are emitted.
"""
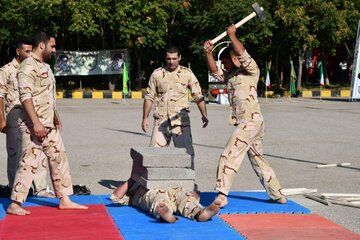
[265,86,268,103]
[319,61,324,102]
[265,62,270,103]
[289,60,292,102]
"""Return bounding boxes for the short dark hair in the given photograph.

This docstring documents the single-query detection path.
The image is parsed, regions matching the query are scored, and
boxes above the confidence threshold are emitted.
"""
[15,37,32,49]
[165,44,181,55]
[219,46,233,61]
[32,31,54,48]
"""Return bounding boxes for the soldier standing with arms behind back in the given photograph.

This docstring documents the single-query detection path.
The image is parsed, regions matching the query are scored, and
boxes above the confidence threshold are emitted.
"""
[6,31,88,215]
[0,38,53,198]
[203,25,287,207]
[142,45,208,170]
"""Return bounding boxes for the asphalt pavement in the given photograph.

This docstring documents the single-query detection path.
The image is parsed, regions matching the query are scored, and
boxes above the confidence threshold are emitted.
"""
[0,97,359,234]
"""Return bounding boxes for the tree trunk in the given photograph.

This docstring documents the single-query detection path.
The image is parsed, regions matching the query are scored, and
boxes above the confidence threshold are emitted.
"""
[322,52,330,86]
[297,45,306,92]
[108,76,115,91]
[274,39,286,88]
[275,45,280,86]
[280,67,284,89]
[134,47,143,91]
[100,20,106,49]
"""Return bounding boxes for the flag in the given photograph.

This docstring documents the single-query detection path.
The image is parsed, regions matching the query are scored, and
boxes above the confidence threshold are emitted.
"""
[319,61,324,86]
[122,62,129,95]
[265,62,271,89]
[290,60,297,95]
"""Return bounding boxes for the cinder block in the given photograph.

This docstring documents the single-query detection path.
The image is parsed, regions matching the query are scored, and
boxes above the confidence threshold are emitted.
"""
[132,162,195,180]
[131,147,191,168]
[135,176,195,190]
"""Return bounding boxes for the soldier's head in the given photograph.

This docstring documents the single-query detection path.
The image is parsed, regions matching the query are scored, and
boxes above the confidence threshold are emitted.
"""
[32,31,56,62]
[15,37,32,63]
[165,45,181,72]
[219,46,241,72]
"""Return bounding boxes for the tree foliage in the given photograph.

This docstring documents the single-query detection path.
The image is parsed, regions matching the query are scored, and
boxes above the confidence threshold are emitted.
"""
[0,0,359,90]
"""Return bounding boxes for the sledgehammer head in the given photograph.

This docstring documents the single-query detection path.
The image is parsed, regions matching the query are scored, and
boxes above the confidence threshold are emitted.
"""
[252,2,266,22]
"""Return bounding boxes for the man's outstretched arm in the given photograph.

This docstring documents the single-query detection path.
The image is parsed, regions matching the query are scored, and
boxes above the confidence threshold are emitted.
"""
[227,24,245,56]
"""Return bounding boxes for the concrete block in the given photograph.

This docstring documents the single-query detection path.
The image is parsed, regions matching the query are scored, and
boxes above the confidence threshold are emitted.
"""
[139,177,194,190]
[131,147,191,168]
[132,162,195,180]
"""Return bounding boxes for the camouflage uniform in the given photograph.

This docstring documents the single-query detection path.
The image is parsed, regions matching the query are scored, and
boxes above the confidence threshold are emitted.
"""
[211,50,284,200]
[0,58,48,193]
[10,53,73,203]
[120,184,204,221]
[145,66,204,169]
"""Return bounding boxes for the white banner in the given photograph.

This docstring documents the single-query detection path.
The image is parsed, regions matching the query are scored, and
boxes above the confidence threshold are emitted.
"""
[54,49,128,76]
[351,20,360,100]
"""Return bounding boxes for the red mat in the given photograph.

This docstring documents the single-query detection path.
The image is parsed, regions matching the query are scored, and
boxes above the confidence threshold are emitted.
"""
[0,204,124,240]
[220,214,360,240]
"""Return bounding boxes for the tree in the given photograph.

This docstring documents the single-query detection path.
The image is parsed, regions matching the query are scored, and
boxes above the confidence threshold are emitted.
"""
[110,0,169,90]
[275,0,360,89]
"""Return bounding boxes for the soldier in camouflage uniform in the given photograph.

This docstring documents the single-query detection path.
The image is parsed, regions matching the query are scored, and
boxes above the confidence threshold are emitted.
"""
[142,45,208,169]
[110,178,221,223]
[0,38,53,198]
[204,25,286,207]
[6,31,88,215]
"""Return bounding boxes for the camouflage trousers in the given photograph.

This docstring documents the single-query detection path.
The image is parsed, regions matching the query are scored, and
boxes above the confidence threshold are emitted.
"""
[131,186,203,220]
[215,121,284,200]
[150,118,195,169]
[11,125,73,203]
[6,126,48,194]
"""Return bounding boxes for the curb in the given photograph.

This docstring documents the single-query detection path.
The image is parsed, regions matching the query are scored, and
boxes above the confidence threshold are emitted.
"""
[55,90,351,99]
[56,91,143,99]
[265,89,351,98]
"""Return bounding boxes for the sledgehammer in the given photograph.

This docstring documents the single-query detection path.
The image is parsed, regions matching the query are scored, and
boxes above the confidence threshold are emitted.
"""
[210,2,266,45]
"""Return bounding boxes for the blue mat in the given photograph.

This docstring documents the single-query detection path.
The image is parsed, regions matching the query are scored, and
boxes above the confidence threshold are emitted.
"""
[98,194,245,239]
[200,192,311,214]
[105,202,244,240]
[0,191,310,239]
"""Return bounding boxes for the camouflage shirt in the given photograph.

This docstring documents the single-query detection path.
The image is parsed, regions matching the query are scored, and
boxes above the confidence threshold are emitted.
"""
[145,66,204,126]
[0,58,23,128]
[18,52,56,128]
[211,50,263,125]
[0,58,21,113]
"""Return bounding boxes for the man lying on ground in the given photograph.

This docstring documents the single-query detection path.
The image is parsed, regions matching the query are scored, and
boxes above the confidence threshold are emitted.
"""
[110,178,221,223]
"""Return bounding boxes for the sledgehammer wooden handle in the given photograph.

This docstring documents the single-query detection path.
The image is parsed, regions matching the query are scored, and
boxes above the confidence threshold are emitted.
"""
[210,6,264,45]
[210,12,257,45]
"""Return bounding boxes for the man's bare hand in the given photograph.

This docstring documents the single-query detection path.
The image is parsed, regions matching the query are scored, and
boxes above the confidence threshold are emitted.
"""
[0,120,7,133]
[227,24,237,36]
[54,112,62,131]
[201,115,209,128]
[203,40,214,53]
[33,122,46,140]
[142,118,149,133]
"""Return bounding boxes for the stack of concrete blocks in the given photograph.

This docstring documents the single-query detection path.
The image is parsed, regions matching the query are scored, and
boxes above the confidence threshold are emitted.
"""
[130,147,195,191]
